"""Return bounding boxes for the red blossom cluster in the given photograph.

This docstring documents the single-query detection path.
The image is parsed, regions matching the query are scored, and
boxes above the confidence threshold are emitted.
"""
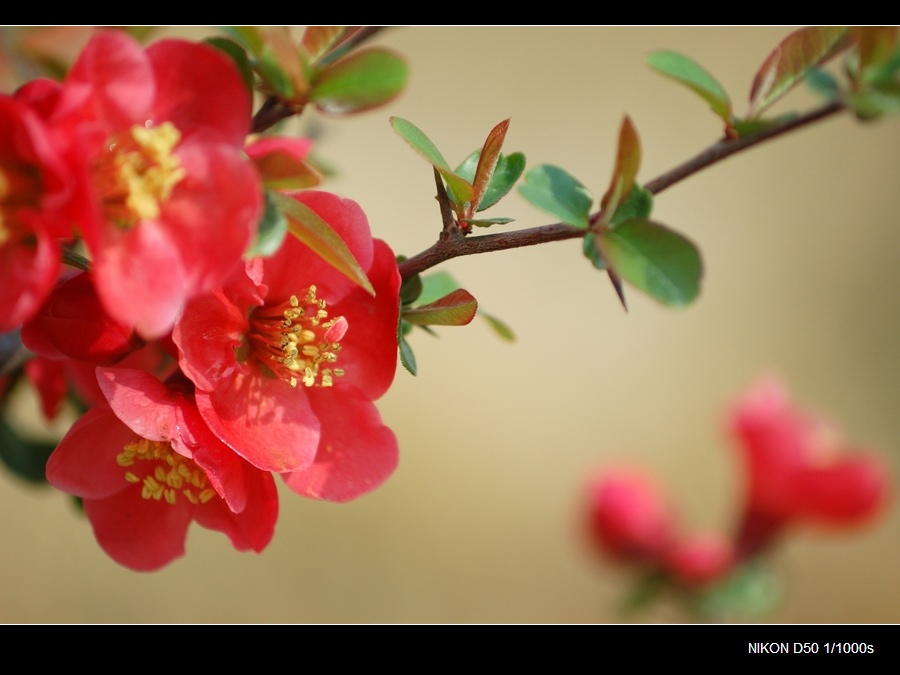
[585,376,890,590]
[2,31,401,570]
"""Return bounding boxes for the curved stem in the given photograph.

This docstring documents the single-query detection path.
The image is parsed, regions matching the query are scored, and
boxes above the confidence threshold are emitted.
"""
[398,101,846,280]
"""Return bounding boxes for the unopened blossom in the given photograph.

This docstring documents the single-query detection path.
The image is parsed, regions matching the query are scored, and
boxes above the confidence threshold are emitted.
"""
[175,190,400,502]
[729,375,890,556]
[585,469,677,564]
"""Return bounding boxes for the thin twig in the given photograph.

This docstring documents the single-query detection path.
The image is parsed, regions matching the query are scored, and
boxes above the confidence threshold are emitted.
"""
[398,100,847,280]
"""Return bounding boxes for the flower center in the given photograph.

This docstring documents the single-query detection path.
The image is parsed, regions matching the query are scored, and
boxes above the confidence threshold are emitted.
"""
[117,436,216,506]
[0,161,42,246]
[92,121,185,228]
[247,284,347,389]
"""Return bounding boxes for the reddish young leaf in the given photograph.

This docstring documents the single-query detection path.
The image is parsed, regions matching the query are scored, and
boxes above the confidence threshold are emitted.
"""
[301,26,362,64]
[600,115,641,215]
[402,289,478,326]
[747,26,849,118]
[470,118,511,217]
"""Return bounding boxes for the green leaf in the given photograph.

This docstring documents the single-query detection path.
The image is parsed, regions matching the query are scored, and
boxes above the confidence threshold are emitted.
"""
[582,232,607,270]
[246,190,288,258]
[455,151,526,212]
[257,46,296,98]
[204,37,255,93]
[597,218,703,307]
[417,270,463,305]
[221,26,265,55]
[252,149,320,191]
[479,310,515,342]
[748,26,850,118]
[687,560,781,621]
[390,117,476,206]
[518,164,592,229]
[0,417,54,485]
[729,113,797,137]
[461,217,515,228]
[312,48,408,115]
[846,85,900,119]
[804,67,841,100]
[272,191,374,295]
[609,184,653,228]
[399,270,423,306]
[402,289,478,326]
[398,331,417,375]
[646,50,732,122]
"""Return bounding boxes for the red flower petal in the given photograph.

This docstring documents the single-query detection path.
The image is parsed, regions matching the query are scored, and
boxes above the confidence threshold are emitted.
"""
[282,388,399,502]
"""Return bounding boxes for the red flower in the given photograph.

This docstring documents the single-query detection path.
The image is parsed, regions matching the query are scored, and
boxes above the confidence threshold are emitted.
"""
[21,271,143,365]
[0,89,74,331]
[729,375,890,555]
[46,367,278,571]
[45,30,261,338]
[174,190,401,502]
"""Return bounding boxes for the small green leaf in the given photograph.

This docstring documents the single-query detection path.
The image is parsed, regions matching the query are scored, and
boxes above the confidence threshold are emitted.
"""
[402,289,478,326]
[312,48,408,115]
[0,417,54,485]
[479,310,515,342]
[846,86,900,119]
[609,184,653,228]
[597,218,703,307]
[729,113,798,137]
[272,191,374,295]
[461,217,515,228]
[399,332,417,375]
[748,27,850,118]
[582,232,607,270]
[246,190,289,258]
[518,164,592,229]
[399,272,423,306]
[804,67,841,100]
[257,46,296,98]
[647,50,732,122]
[687,560,781,621]
[252,150,320,191]
[391,117,476,205]
[455,151,526,212]
[204,37,255,93]
[222,26,265,55]
[417,270,463,305]
[621,571,669,617]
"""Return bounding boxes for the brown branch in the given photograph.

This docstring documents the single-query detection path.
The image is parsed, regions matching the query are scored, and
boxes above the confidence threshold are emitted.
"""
[644,101,845,195]
[398,100,847,280]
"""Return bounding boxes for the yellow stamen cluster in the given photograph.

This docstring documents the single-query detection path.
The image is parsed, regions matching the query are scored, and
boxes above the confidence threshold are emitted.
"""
[93,121,186,227]
[248,284,347,389]
[117,436,216,506]
[0,162,42,245]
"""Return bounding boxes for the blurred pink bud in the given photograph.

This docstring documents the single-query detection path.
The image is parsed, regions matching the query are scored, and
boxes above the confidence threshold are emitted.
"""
[585,469,677,564]
[664,531,735,586]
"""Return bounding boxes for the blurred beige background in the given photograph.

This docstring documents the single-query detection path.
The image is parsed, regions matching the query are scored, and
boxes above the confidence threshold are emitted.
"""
[2,26,899,623]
